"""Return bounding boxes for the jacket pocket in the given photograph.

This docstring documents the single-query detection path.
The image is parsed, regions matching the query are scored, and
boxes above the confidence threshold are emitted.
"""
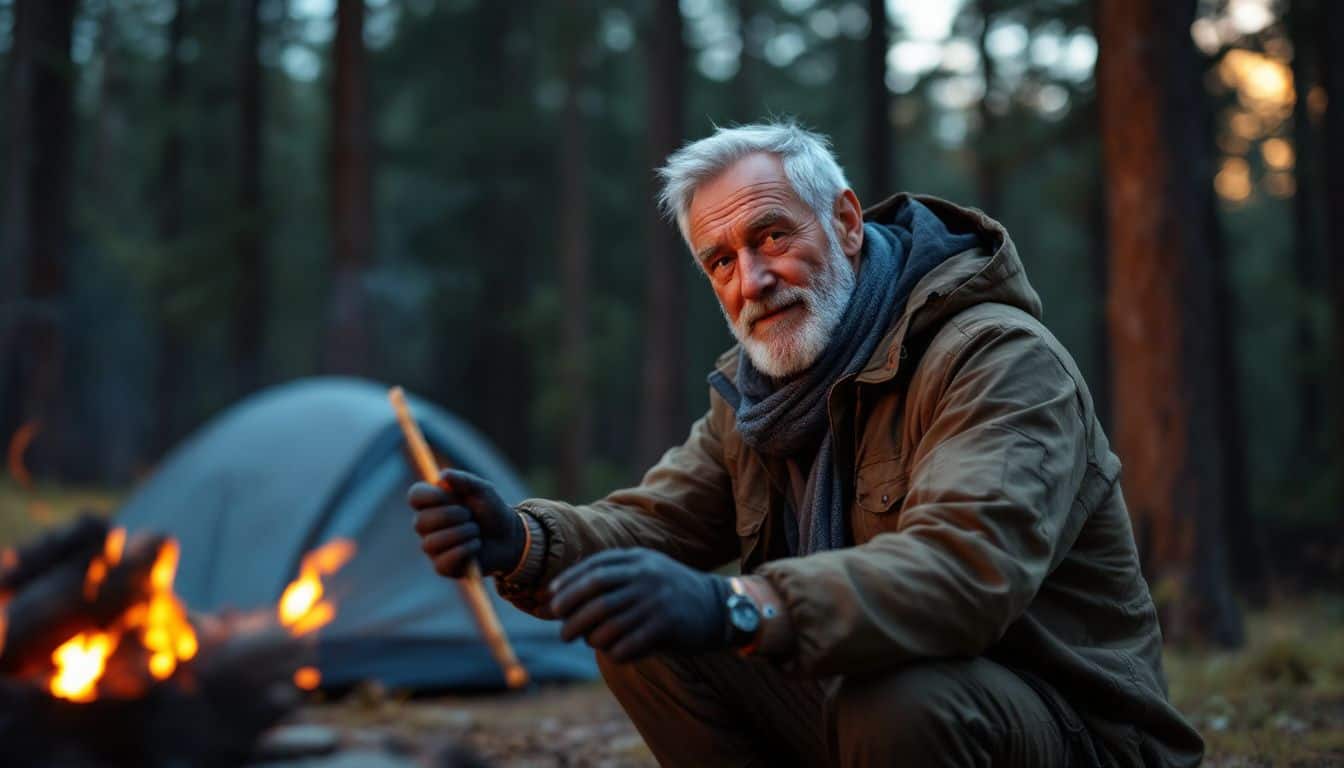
[855,459,909,516]
[733,452,771,567]
[853,459,909,541]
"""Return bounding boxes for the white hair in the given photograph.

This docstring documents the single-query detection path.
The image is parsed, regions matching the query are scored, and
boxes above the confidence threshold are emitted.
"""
[656,120,852,246]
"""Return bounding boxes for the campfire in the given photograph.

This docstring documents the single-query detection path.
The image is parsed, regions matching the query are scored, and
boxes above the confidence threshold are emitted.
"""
[0,516,355,766]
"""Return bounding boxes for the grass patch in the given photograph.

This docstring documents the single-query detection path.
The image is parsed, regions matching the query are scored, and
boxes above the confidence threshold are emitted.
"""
[0,479,121,550]
[1166,597,1344,767]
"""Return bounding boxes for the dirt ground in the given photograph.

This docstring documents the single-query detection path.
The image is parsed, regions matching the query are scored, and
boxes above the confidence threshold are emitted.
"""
[299,601,1344,768]
[301,681,653,767]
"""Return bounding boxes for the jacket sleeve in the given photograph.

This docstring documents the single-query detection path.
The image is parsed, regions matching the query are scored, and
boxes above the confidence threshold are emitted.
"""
[755,321,1091,676]
[496,404,740,619]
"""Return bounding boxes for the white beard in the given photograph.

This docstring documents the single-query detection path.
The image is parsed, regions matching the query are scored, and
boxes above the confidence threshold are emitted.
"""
[723,237,856,379]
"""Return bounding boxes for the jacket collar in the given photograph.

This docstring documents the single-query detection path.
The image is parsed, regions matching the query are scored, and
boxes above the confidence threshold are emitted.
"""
[712,193,1042,387]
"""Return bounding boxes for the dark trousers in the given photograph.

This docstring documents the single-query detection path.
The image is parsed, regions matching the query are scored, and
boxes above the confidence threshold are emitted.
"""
[598,651,1093,767]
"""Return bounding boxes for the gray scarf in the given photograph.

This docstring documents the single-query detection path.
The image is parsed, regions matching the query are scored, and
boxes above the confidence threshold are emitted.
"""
[709,200,979,554]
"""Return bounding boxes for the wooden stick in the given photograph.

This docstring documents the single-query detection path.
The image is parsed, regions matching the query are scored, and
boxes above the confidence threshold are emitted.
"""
[388,387,528,689]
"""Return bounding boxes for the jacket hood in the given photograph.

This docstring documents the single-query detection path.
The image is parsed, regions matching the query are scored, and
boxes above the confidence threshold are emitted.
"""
[714,193,1043,384]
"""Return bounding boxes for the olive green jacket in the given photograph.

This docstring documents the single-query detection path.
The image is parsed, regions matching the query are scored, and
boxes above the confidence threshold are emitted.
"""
[502,195,1203,767]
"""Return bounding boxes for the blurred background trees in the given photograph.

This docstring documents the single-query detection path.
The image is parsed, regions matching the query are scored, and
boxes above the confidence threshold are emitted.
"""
[1,0,1339,646]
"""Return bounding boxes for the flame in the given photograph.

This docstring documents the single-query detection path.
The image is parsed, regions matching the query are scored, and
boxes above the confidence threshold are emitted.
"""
[47,534,201,701]
[277,539,354,636]
[83,527,127,601]
[50,632,119,702]
[293,666,321,691]
[104,528,126,565]
[133,539,197,680]
[6,421,40,490]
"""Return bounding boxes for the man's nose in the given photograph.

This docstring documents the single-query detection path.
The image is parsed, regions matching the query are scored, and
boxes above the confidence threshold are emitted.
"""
[737,247,776,301]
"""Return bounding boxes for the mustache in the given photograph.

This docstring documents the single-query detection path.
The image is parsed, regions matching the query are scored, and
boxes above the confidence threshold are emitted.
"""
[738,286,809,329]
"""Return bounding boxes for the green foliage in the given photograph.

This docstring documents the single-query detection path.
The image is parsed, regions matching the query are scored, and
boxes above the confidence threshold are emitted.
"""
[0,480,118,550]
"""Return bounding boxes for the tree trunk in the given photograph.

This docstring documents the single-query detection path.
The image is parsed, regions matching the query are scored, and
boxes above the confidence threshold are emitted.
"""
[1206,150,1265,602]
[556,5,592,501]
[152,0,188,460]
[975,0,1003,217]
[455,2,537,470]
[636,0,688,472]
[864,0,892,200]
[1290,0,1323,468]
[1096,0,1244,647]
[234,0,266,396]
[731,0,762,122]
[0,0,78,479]
[1321,0,1344,470]
[1087,156,1112,433]
[324,0,373,375]
[91,4,126,202]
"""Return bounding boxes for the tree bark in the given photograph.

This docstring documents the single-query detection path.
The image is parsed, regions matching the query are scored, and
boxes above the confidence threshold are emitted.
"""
[324,0,373,375]
[1206,147,1264,602]
[636,0,689,471]
[1087,155,1112,433]
[455,2,537,470]
[1096,0,1244,646]
[975,0,1003,217]
[731,0,762,122]
[864,0,892,200]
[234,0,266,396]
[1289,0,1323,467]
[0,0,78,479]
[556,4,592,501]
[1321,0,1344,470]
[153,0,188,460]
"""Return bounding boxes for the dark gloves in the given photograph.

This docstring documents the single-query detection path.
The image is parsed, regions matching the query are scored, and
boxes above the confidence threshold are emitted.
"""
[548,548,729,662]
[407,469,527,578]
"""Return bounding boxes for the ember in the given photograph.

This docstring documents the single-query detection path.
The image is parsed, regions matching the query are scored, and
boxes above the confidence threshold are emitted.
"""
[293,665,321,691]
[278,538,354,636]
[50,631,115,702]
[6,420,40,490]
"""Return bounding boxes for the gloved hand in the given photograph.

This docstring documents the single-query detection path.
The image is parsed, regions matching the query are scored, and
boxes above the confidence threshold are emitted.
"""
[547,548,729,662]
[407,469,527,578]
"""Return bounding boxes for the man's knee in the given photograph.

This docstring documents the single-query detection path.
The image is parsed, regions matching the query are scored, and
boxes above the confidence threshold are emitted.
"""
[831,657,1075,767]
[829,661,977,760]
[596,650,691,699]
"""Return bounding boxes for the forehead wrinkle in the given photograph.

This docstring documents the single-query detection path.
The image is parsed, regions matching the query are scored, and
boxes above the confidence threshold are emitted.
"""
[689,179,798,251]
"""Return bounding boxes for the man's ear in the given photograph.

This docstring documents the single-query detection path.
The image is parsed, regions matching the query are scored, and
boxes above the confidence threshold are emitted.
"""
[832,188,864,260]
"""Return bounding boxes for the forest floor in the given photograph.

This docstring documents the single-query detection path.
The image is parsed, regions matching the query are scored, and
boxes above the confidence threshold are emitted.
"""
[2,481,1343,766]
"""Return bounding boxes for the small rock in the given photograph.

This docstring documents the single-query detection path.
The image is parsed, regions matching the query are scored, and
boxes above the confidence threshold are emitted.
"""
[1271,712,1309,733]
[255,723,341,760]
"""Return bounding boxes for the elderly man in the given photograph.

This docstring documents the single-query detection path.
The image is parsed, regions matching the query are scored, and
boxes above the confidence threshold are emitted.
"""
[408,122,1203,767]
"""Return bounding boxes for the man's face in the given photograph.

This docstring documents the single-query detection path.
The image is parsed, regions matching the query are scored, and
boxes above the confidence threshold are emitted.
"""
[687,152,857,378]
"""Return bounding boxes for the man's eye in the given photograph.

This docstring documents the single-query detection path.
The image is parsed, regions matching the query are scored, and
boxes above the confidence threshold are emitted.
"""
[712,255,733,272]
[763,230,787,246]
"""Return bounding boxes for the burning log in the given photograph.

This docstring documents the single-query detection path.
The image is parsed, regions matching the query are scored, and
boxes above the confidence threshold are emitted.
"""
[0,518,164,679]
[0,518,358,766]
[0,513,106,597]
[389,386,529,689]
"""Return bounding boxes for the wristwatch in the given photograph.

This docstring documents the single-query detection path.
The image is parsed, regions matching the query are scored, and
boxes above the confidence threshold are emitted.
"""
[725,577,762,654]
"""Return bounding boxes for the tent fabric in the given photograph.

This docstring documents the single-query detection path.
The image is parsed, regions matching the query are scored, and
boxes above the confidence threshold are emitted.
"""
[116,377,597,689]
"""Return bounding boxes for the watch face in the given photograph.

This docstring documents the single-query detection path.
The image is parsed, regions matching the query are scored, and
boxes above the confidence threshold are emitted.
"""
[727,594,761,634]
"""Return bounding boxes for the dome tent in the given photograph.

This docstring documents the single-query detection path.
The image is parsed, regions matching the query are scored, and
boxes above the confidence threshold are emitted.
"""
[116,377,596,689]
